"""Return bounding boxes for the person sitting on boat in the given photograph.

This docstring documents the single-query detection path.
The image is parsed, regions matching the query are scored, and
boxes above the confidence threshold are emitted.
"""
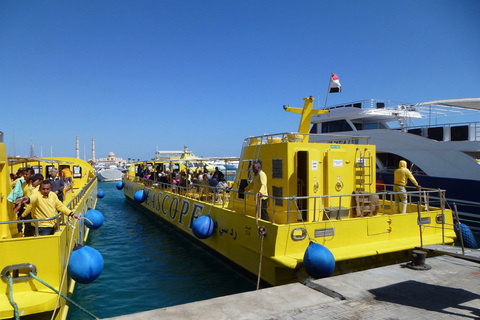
[17,180,79,236]
[394,160,421,214]
[49,168,65,202]
[241,161,269,221]
[212,167,225,181]
[159,172,169,187]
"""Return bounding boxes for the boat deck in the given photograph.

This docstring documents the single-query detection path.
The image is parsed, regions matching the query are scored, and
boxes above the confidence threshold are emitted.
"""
[104,254,480,319]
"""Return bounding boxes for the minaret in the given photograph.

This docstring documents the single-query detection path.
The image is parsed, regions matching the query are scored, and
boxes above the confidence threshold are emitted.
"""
[30,135,34,157]
[76,136,80,159]
[92,138,96,161]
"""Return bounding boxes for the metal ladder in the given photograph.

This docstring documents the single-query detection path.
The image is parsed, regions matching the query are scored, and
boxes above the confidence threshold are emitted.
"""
[354,147,373,192]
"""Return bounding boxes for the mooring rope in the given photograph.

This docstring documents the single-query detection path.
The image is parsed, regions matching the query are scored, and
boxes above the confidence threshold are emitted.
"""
[30,272,99,319]
[256,229,265,290]
[51,217,80,320]
[255,192,266,290]
[6,273,20,320]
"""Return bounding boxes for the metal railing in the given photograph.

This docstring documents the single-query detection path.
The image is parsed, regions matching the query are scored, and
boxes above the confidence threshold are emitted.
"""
[1,177,97,238]
[136,178,448,223]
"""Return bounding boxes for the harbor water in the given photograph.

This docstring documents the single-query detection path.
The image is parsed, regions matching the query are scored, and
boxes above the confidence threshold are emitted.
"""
[68,182,256,320]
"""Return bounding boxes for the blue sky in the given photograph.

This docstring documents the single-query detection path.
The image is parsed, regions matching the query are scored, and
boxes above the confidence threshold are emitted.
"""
[1,1,479,161]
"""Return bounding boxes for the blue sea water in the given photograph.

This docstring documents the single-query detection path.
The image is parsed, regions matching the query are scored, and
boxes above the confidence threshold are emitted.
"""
[68,182,256,320]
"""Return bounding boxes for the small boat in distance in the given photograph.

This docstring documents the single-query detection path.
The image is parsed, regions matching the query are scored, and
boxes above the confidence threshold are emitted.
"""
[96,167,123,182]
[307,98,480,231]
[0,131,100,320]
[123,96,458,286]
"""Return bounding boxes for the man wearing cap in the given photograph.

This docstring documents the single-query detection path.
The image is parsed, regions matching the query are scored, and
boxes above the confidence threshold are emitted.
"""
[17,180,79,236]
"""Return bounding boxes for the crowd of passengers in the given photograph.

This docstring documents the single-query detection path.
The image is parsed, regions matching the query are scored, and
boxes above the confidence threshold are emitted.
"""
[7,166,78,237]
[135,164,230,194]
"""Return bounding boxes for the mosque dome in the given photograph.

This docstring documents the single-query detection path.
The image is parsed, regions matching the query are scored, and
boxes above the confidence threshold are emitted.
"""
[108,152,115,158]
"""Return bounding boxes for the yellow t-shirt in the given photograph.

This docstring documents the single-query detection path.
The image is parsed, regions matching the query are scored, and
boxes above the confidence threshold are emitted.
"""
[245,171,268,200]
[23,192,71,228]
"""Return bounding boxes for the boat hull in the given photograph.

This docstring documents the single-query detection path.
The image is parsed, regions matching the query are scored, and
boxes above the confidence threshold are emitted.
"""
[124,178,456,286]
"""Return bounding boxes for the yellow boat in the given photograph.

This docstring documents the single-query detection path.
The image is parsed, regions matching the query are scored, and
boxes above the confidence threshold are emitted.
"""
[0,131,99,320]
[123,97,457,286]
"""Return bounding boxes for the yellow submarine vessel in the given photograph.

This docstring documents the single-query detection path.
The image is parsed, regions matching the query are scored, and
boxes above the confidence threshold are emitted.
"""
[123,97,457,286]
[0,131,99,320]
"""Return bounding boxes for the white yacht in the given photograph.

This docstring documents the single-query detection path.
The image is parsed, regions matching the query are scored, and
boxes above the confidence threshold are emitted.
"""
[305,98,480,231]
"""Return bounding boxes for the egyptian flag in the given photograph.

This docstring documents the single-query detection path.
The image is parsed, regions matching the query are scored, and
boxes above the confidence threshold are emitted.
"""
[329,73,341,93]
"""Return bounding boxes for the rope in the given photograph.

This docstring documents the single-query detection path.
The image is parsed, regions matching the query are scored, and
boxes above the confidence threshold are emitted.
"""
[29,272,99,319]
[256,230,265,290]
[51,217,79,320]
[7,273,20,320]
[255,193,261,227]
[255,193,266,290]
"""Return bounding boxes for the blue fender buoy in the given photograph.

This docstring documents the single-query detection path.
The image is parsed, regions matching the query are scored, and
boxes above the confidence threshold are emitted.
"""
[192,215,215,239]
[134,190,147,203]
[97,190,105,199]
[85,209,104,229]
[68,245,104,284]
[455,223,477,249]
[116,181,124,190]
[303,242,335,279]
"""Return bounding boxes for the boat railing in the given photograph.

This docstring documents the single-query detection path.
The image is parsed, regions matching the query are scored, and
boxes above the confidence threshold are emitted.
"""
[67,176,97,210]
[245,132,370,145]
[0,177,97,238]
[141,177,449,227]
[0,215,62,237]
[241,186,449,226]
[326,99,403,110]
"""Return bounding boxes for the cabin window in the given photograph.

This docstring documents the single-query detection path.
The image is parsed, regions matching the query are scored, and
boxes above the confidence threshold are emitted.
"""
[309,123,318,134]
[272,186,283,207]
[363,123,379,130]
[408,128,422,136]
[451,125,469,141]
[32,165,43,175]
[272,159,283,179]
[353,103,362,108]
[46,165,56,178]
[376,102,385,109]
[321,120,353,133]
[73,165,82,178]
[427,127,443,141]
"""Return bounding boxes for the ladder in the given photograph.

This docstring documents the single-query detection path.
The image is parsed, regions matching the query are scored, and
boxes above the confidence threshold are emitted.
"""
[354,147,373,192]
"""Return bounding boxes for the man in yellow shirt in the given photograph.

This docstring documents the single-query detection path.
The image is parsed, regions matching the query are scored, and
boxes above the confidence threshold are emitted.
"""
[242,162,269,221]
[394,160,421,214]
[18,180,79,236]
[19,174,44,236]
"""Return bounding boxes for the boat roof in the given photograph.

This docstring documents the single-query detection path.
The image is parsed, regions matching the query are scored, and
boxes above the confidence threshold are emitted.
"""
[418,98,480,110]
[8,157,73,166]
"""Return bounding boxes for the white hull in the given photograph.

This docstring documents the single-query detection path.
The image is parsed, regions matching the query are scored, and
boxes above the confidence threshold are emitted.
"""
[96,168,123,182]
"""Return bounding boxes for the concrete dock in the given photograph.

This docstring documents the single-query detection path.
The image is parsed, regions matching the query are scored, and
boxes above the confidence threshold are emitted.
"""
[105,255,480,319]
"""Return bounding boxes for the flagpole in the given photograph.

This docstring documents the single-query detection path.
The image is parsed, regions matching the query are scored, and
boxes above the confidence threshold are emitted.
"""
[324,74,332,109]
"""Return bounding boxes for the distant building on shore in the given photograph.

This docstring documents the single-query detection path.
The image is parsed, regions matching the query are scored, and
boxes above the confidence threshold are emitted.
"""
[93,152,126,169]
